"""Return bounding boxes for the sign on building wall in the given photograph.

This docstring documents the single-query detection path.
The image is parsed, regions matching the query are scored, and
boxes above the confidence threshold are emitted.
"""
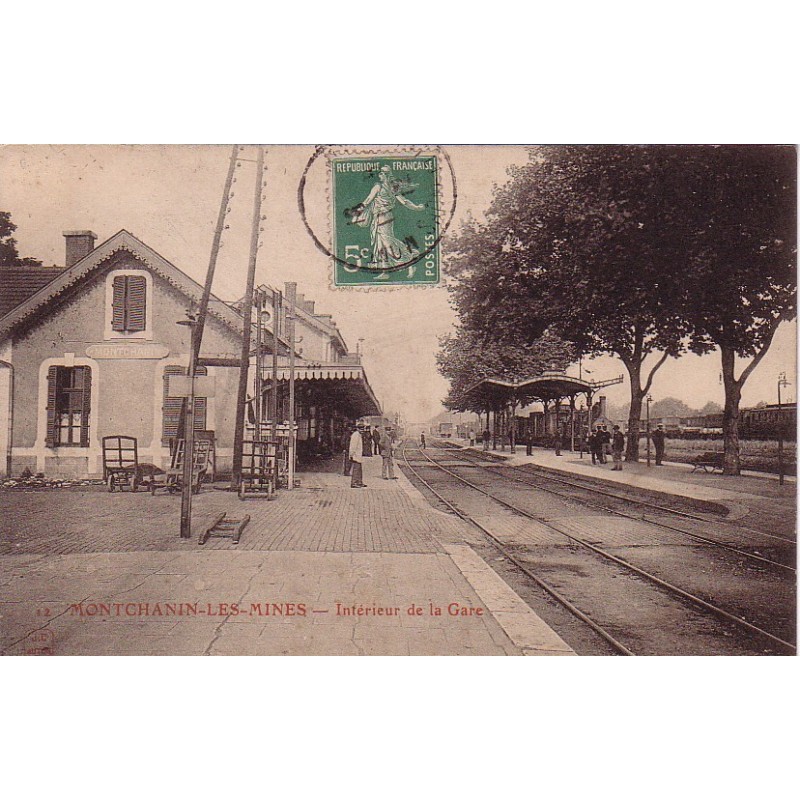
[168,375,216,398]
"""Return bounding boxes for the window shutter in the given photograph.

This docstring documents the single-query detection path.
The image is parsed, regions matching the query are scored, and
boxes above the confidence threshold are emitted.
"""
[162,366,185,444]
[126,275,146,332]
[163,366,208,444]
[45,366,58,447]
[194,366,208,432]
[80,367,92,447]
[194,397,207,432]
[111,276,126,331]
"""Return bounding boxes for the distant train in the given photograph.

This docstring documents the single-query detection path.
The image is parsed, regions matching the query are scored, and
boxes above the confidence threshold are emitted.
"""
[438,422,454,438]
[650,404,796,441]
[513,403,796,445]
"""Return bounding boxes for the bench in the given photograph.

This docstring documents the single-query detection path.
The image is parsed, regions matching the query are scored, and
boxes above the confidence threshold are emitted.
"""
[691,452,725,473]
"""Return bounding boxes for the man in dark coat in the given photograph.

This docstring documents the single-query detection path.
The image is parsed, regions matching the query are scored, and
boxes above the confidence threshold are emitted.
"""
[652,424,666,466]
[611,425,625,471]
[342,425,353,475]
[588,427,600,465]
[361,426,373,457]
[372,425,382,456]
[599,425,611,464]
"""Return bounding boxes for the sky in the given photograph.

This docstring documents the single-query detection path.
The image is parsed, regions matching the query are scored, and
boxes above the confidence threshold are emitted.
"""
[0,144,795,421]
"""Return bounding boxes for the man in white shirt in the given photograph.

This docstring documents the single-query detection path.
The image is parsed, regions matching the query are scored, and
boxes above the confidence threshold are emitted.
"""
[349,423,366,488]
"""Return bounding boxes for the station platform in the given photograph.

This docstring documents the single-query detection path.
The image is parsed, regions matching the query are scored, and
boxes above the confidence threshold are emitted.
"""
[0,455,574,656]
[454,439,796,507]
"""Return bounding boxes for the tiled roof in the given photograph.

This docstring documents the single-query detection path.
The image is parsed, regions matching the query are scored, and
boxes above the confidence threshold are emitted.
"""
[0,265,66,318]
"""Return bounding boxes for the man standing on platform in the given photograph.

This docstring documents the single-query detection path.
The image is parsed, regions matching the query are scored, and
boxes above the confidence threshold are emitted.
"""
[372,425,381,456]
[652,424,666,466]
[380,426,397,480]
[589,426,600,465]
[482,428,491,451]
[611,425,625,471]
[342,424,353,475]
[600,425,611,464]
[349,423,367,488]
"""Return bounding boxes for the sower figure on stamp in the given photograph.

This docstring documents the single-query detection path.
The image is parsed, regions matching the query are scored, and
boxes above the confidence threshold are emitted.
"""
[349,166,426,269]
[349,423,367,488]
[652,424,666,466]
[611,425,625,471]
[380,426,397,480]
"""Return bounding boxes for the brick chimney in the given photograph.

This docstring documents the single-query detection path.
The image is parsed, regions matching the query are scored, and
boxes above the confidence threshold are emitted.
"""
[63,231,97,267]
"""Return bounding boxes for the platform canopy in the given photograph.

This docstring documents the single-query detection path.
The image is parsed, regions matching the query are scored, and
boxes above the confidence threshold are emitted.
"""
[461,369,624,409]
[270,365,381,418]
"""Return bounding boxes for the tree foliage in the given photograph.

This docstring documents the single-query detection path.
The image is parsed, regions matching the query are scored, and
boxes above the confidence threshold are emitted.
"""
[677,146,796,472]
[443,146,796,471]
[446,146,698,460]
[0,212,42,266]
[437,327,573,412]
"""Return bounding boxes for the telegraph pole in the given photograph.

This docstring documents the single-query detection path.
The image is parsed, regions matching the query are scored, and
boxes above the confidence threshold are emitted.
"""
[271,289,281,444]
[286,282,297,490]
[231,147,266,489]
[179,144,238,539]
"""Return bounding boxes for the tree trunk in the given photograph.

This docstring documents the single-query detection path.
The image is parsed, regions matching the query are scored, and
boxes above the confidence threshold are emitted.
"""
[626,389,644,462]
[720,346,742,475]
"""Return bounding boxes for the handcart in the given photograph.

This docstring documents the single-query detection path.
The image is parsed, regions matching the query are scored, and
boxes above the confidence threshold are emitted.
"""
[239,439,277,500]
[150,438,212,495]
[102,436,139,492]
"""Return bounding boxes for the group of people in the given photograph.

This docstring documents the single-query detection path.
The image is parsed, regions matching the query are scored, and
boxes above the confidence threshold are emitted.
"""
[343,422,398,488]
[587,424,626,470]
[586,423,666,470]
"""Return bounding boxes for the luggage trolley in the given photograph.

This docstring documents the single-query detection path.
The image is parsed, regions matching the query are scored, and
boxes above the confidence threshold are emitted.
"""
[102,436,140,492]
[239,439,277,500]
[150,438,212,495]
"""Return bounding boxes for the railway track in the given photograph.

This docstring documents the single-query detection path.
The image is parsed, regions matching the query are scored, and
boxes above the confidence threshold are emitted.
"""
[435,442,796,571]
[401,443,796,656]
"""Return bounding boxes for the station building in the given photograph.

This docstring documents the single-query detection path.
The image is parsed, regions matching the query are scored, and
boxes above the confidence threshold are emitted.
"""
[0,229,380,478]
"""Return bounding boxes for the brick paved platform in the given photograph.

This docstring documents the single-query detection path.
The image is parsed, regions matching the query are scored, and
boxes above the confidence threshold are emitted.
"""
[0,456,463,555]
[0,455,575,656]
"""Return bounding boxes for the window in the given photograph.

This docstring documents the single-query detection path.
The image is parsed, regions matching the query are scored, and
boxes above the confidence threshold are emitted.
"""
[46,366,92,447]
[111,274,146,333]
[162,366,208,445]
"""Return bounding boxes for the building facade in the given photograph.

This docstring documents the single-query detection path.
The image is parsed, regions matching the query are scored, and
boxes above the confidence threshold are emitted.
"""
[0,230,380,478]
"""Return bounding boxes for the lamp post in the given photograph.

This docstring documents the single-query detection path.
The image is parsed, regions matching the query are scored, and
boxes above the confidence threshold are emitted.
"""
[778,372,790,486]
[579,402,585,459]
[646,394,653,468]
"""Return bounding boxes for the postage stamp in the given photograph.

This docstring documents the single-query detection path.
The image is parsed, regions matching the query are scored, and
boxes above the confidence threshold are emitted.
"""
[330,154,440,286]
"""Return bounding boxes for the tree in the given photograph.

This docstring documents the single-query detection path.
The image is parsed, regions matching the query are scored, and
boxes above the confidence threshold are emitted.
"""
[650,397,694,418]
[698,401,723,416]
[679,147,796,474]
[0,212,42,266]
[445,146,696,461]
[437,327,574,414]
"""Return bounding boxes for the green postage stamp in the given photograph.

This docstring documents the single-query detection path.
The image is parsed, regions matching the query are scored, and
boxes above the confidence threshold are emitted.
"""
[331,154,440,286]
